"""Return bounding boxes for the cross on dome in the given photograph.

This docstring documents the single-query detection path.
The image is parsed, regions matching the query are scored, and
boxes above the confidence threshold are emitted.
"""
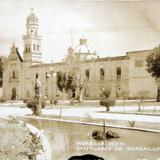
[31,8,34,14]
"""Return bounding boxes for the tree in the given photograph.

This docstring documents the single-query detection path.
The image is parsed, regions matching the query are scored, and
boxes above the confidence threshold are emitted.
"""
[56,71,76,98]
[56,71,67,93]
[26,75,45,115]
[137,90,149,111]
[57,47,87,103]
[64,48,86,102]
[146,46,160,102]
[56,71,77,117]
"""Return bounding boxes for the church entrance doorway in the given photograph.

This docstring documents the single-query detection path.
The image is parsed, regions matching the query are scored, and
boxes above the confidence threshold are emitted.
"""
[11,88,16,100]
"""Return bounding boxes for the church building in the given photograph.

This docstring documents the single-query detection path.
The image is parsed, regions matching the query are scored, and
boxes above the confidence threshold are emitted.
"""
[2,11,157,101]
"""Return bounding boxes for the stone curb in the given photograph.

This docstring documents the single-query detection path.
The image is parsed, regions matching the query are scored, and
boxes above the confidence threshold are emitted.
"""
[15,115,160,133]
[0,116,52,160]
[23,122,52,160]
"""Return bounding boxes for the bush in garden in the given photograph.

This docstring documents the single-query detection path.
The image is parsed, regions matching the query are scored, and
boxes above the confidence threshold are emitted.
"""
[100,90,111,99]
[50,99,58,106]
[99,89,115,111]
[92,130,106,140]
[53,99,58,105]
[100,98,115,111]
[26,100,37,115]
[27,99,46,115]
[41,100,46,109]
[92,130,120,140]
[0,99,6,103]
[23,99,29,104]
[26,100,37,109]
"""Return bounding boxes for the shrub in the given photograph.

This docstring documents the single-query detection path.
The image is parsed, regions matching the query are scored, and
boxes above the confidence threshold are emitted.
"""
[100,98,115,111]
[100,98,115,107]
[92,129,120,140]
[54,100,58,105]
[50,99,58,106]
[41,100,46,108]
[92,130,106,140]
[27,100,37,109]
[26,100,37,114]
[128,121,135,127]
[99,89,115,111]
[0,99,6,103]
[26,99,44,115]
[106,131,120,138]
[23,99,29,103]
[100,90,111,99]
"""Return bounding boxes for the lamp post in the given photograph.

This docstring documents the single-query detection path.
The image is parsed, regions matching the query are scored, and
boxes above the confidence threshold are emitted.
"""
[49,68,57,107]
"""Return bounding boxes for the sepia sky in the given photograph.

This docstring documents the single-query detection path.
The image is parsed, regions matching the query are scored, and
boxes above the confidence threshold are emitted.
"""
[0,0,160,62]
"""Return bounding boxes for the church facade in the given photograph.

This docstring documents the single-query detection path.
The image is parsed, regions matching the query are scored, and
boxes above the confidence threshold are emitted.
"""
[2,11,157,101]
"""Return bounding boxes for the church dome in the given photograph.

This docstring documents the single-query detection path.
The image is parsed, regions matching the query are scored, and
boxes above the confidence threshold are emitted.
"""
[74,38,97,60]
[75,38,90,53]
[27,10,38,24]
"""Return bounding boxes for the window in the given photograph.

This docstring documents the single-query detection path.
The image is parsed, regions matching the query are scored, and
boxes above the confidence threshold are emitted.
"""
[25,45,27,52]
[116,67,121,79]
[28,45,30,52]
[46,72,49,79]
[33,44,36,50]
[36,73,39,79]
[13,71,15,78]
[100,68,105,80]
[85,69,89,80]
[45,87,48,97]
[116,85,121,98]
[135,60,144,67]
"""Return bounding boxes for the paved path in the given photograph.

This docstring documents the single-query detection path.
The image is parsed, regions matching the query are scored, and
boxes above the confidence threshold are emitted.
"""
[0,106,160,124]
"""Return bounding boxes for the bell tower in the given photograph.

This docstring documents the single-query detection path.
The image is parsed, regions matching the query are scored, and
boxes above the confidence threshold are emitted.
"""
[23,9,42,63]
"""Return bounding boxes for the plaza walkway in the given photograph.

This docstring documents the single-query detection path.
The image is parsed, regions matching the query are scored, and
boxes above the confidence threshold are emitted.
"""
[0,104,160,132]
